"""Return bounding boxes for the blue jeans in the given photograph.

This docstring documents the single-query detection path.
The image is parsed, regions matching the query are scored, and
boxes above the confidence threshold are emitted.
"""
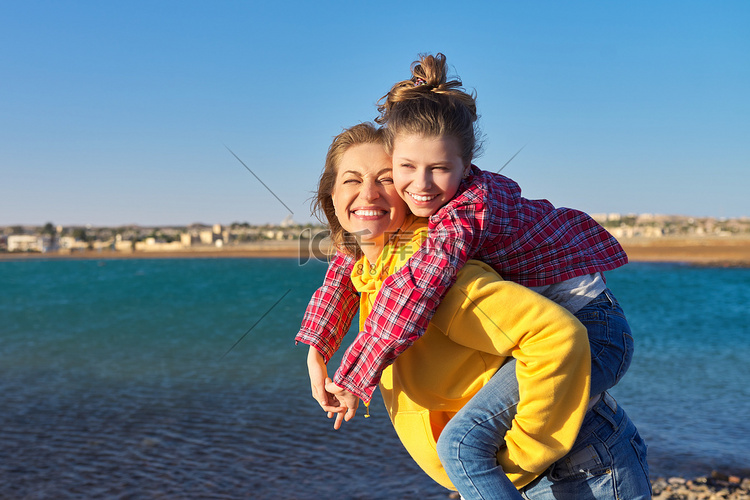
[438,390,650,499]
[577,289,634,396]
[436,289,637,499]
[437,357,522,498]
[520,393,651,499]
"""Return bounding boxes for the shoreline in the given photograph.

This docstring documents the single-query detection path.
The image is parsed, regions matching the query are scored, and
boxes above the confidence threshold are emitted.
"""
[618,236,750,267]
[1,236,749,266]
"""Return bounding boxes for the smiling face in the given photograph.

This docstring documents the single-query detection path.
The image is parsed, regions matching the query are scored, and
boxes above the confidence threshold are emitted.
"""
[331,143,407,260]
[391,133,470,218]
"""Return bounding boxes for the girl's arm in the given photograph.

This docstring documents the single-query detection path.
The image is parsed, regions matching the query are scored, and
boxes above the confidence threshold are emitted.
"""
[332,208,485,402]
[295,251,359,361]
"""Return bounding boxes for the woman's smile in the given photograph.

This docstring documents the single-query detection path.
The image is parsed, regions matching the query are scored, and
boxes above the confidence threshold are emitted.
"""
[351,207,389,218]
[331,143,407,260]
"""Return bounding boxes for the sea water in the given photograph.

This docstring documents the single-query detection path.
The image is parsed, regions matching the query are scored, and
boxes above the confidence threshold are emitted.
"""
[1,258,748,499]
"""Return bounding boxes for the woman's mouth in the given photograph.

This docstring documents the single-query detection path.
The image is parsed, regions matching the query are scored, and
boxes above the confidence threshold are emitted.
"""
[352,209,387,218]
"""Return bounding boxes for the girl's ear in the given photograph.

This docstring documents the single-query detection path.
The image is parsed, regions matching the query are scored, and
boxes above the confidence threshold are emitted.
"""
[463,164,471,178]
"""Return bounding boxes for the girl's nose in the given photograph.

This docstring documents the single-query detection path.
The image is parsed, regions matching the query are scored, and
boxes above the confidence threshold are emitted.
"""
[412,169,432,191]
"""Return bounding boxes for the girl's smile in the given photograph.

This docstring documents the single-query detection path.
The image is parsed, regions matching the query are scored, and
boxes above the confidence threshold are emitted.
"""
[391,134,470,218]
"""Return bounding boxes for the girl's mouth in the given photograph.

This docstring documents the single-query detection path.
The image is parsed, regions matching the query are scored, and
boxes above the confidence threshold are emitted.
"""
[407,192,438,203]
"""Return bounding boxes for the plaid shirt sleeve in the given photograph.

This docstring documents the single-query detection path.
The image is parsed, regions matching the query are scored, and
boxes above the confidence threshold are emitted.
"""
[333,207,487,402]
[294,251,359,362]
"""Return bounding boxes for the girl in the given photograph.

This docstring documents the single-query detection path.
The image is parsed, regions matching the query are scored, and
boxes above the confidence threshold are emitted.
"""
[298,53,633,411]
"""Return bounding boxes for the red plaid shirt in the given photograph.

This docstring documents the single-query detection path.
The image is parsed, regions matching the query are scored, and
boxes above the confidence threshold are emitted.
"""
[296,167,627,403]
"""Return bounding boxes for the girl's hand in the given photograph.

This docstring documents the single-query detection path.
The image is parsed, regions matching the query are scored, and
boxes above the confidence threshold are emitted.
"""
[306,347,339,414]
[324,378,359,430]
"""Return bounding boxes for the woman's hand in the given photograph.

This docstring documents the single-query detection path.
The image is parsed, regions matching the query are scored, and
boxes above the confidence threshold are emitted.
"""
[306,347,340,414]
[324,378,359,430]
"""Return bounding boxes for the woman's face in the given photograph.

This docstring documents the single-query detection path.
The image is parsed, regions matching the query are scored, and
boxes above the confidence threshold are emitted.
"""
[391,133,469,218]
[331,143,407,250]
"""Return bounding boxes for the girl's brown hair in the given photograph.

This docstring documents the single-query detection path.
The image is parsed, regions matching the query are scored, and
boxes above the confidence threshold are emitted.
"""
[312,122,384,257]
[376,53,482,166]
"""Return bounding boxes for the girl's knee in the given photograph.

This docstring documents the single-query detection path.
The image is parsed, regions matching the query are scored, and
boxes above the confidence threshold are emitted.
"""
[436,417,462,463]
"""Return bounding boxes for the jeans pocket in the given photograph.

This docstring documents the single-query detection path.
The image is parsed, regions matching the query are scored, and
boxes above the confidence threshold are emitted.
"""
[548,445,612,481]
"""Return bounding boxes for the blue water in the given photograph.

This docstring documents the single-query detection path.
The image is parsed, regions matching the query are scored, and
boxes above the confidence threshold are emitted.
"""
[1,258,748,499]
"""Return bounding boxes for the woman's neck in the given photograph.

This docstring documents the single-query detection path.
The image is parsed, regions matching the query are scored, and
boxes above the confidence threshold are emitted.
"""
[359,236,385,264]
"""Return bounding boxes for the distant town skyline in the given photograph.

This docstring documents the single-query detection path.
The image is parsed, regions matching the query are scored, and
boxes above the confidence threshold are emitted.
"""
[2,2,748,226]
[4,213,748,256]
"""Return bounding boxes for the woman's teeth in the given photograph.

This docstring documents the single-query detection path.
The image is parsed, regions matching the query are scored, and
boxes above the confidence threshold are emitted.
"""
[353,210,384,216]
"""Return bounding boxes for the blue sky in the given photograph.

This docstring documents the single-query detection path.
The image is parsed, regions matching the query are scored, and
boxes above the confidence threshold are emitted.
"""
[2,1,748,226]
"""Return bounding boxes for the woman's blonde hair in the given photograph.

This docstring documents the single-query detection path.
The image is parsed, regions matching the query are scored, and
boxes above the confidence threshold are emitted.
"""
[312,122,385,257]
[377,53,482,166]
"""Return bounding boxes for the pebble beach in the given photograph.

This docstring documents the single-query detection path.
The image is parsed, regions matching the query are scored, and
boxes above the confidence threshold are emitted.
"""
[651,472,750,500]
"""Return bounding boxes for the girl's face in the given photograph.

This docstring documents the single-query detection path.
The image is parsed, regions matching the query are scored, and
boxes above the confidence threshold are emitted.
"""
[331,143,407,251]
[391,133,470,218]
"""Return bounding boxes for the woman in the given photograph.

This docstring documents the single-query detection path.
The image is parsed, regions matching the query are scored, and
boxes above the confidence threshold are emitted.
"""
[302,123,651,499]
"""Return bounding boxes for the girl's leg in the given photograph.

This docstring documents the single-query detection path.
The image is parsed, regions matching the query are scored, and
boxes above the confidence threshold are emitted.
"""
[574,289,634,396]
[519,393,651,500]
[436,358,522,499]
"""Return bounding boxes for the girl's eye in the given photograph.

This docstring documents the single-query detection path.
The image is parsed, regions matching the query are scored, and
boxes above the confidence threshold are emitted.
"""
[398,163,414,169]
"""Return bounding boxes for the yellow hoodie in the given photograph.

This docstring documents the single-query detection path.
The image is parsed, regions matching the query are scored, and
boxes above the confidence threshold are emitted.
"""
[350,216,591,490]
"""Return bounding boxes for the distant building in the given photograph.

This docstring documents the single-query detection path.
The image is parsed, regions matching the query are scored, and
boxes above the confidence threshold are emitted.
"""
[199,230,215,244]
[180,233,195,247]
[280,215,295,228]
[8,235,53,252]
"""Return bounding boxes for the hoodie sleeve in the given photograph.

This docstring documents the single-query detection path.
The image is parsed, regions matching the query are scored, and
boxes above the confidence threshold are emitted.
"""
[430,261,591,487]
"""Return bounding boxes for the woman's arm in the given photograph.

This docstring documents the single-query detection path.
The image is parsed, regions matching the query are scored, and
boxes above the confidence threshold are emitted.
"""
[295,251,359,361]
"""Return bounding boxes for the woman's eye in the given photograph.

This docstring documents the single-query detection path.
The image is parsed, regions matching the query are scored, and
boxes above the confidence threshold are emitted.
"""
[378,177,394,185]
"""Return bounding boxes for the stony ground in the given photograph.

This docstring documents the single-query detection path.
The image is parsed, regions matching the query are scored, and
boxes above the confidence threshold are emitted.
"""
[443,472,750,499]
[652,472,750,500]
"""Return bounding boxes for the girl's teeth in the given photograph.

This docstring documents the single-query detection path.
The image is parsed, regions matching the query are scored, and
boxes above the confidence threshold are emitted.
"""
[410,193,436,202]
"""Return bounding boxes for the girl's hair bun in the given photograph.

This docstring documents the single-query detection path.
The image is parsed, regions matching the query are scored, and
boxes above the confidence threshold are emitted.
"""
[411,53,449,89]
[376,53,481,164]
[377,53,474,123]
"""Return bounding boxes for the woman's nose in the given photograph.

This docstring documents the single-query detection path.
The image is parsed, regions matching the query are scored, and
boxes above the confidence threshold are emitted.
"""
[360,180,379,200]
